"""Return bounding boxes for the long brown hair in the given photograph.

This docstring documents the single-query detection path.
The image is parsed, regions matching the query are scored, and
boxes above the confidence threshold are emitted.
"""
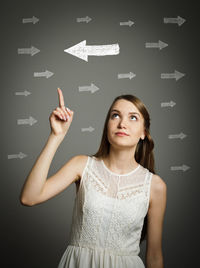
[90,94,156,244]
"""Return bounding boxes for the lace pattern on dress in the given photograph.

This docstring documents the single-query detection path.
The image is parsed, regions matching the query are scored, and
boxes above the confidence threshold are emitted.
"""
[69,155,153,256]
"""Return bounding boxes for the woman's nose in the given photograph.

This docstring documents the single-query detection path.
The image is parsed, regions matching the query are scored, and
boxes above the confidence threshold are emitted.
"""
[118,118,127,127]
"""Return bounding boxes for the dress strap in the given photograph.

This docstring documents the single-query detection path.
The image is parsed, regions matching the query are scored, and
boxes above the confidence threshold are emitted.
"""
[77,155,91,194]
[143,170,153,214]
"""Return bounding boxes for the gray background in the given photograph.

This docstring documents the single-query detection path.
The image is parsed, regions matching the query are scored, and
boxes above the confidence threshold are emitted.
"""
[1,0,199,267]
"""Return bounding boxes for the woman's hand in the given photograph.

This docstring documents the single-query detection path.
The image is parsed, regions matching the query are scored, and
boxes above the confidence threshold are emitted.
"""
[49,88,74,138]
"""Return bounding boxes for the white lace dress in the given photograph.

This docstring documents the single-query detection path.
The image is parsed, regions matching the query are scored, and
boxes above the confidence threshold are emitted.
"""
[58,155,152,268]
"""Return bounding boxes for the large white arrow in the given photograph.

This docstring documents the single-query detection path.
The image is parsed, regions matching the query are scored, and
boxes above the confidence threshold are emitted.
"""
[64,40,120,62]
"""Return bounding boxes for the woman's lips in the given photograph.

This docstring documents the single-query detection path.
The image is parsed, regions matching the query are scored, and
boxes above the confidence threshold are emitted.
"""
[115,132,129,136]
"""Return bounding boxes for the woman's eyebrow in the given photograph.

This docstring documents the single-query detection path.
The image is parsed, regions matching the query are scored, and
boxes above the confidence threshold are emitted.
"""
[111,109,140,117]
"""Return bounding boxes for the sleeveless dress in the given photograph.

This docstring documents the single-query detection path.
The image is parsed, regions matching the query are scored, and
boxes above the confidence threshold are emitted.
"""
[58,155,153,268]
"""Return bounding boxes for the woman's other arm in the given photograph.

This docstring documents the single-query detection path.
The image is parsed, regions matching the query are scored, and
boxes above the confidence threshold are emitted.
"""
[145,174,167,268]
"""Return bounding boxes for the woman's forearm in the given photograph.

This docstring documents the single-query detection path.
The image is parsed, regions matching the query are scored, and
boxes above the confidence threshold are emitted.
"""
[20,133,64,206]
[146,255,164,268]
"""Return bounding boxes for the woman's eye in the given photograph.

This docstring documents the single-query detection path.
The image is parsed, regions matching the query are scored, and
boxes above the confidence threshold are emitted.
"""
[111,113,137,120]
[130,115,137,120]
[111,113,119,118]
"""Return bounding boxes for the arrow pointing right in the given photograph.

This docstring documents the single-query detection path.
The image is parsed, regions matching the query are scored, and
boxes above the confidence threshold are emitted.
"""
[161,70,185,81]
[118,72,136,79]
[170,165,190,172]
[163,16,186,26]
[17,116,37,126]
[81,126,95,132]
[76,16,92,23]
[119,20,134,27]
[79,83,99,93]
[15,90,31,97]
[168,132,187,139]
[161,101,176,107]
[22,16,39,24]
[145,40,168,50]
[34,70,54,78]
[8,152,27,159]
[18,46,40,56]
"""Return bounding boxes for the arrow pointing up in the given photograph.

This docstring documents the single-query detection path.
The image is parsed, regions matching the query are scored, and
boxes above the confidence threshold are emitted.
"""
[64,40,120,62]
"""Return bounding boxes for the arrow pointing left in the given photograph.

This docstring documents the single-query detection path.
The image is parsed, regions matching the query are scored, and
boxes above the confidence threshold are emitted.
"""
[64,40,120,62]
[18,46,40,56]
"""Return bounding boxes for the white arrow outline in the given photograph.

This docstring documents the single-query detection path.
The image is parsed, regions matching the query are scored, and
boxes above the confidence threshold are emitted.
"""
[64,40,120,62]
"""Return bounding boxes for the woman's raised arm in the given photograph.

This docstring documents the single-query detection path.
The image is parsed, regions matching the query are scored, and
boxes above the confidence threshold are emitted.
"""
[20,88,77,206]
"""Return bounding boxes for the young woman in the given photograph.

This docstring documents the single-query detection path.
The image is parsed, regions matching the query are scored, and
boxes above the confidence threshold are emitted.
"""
[20,88,167,268]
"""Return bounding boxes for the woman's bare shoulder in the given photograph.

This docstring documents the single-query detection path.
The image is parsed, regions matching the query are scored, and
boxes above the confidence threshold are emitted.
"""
[150,174,167,204]
[73,154,90,182]
[151,174,166,189]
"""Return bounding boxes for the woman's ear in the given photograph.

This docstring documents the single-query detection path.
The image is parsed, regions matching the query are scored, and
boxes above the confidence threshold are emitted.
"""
[141,130,146,140]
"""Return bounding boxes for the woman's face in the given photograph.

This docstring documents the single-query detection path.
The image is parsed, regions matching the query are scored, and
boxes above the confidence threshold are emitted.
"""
[107,99,145,149]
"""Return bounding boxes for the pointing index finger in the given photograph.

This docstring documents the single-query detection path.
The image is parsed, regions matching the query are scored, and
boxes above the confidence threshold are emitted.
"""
[57,88,65,108]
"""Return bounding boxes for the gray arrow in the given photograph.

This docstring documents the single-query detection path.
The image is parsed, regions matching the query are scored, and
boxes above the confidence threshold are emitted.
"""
[76,16,92,23]
[164,16,186,26]
[18,46,40,56]
[81,126,95,132]
[161,70,185,81]
[119,20,134,27]
[145,40,168,50]
[161,101,176,107]
[79,83,99,93]
[15,90,31,97]
[168,132,187,139]
[34,70,54,78]
[8,152,27,159]
[17,116,37,126]
[22,16,39,24]
[118,72,136,79]
[170,165,190,172]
